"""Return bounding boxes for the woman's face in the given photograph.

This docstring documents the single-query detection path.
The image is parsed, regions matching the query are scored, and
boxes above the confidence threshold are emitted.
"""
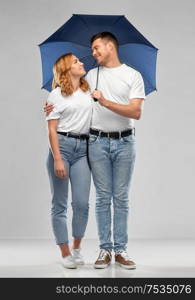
[69,56,86,77]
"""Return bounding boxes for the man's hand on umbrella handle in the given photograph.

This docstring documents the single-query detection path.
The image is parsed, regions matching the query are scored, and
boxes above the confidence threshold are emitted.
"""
[44,101,54,116]
[92,90,107,106]
[92,88,98,102]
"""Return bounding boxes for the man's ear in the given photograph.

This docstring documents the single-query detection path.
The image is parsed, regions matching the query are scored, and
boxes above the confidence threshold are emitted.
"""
[107,41,112,50]
[108,41,114,52]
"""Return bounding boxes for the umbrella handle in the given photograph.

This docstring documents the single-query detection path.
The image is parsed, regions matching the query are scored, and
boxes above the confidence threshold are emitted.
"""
[93,88,98,102]
[93,66,100,102]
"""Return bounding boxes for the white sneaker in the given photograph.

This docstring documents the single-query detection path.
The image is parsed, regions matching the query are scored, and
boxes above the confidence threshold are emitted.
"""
[61,255,77,269]
[72,248,85,265]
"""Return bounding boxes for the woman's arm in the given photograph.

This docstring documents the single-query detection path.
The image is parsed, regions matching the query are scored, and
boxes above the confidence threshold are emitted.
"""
[48,119,67,179]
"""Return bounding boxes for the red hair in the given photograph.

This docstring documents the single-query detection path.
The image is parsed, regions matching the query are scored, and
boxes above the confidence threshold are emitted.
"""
[52,53,89,96]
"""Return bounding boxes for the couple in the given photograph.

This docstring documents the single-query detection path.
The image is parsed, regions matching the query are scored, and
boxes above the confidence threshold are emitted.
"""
[45,32,145,269]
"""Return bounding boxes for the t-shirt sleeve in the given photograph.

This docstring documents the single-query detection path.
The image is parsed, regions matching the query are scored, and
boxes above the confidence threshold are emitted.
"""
[45,89,61,121]
[129,71,146,100]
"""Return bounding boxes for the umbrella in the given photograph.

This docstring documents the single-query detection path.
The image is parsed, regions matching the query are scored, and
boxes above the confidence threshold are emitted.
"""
[39,14,158,95]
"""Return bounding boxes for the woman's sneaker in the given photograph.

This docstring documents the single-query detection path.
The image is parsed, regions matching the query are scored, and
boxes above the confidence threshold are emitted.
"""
[61,255,77,269]
[94,249,112,269]
[115,250,136,269]
[72,248,85,265]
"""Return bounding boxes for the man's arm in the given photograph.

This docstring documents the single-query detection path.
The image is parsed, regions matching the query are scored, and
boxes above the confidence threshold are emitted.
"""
[44,101,54,115]
[92,90,144,120]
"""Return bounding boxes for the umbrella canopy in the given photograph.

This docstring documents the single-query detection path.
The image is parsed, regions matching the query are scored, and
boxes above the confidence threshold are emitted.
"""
[39,14,158,95]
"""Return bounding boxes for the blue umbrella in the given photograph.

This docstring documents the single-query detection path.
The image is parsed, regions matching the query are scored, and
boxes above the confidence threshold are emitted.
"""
[39,14,158,95]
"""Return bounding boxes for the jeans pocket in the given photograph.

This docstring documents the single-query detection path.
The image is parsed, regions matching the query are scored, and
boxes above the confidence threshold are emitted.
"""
[89,134,98,144]
[122,135,135,143]
[57,133,64,141]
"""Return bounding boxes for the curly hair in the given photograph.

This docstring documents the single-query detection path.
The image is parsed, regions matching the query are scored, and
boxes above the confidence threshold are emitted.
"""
[52,53,89,96]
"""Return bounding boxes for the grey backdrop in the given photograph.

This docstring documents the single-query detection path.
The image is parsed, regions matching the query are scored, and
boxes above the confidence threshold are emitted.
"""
[0,0,194,240]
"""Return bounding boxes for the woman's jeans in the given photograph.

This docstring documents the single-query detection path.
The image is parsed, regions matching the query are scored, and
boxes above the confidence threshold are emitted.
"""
[88,134,136,252]
[46,134,91,245]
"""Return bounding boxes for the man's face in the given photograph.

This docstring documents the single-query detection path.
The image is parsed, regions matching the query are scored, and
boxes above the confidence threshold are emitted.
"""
[91,38,110,65]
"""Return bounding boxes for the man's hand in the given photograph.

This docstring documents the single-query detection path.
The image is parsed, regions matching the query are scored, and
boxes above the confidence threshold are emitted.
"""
[44,101,54,116]
[91,90,108,106]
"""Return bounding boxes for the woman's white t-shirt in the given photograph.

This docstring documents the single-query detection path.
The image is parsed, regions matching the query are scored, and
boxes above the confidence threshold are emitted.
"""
[46,87,93,134]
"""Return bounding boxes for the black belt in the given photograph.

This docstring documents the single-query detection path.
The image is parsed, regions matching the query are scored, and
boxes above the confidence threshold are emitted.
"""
[57,131,89,140]
[90,128,134,139]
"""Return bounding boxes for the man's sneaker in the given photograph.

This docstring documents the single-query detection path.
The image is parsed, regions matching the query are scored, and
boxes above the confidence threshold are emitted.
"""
[115,251,136,269]
[61,255,77,269]
[72,248,85,265]
[94,249,112,269]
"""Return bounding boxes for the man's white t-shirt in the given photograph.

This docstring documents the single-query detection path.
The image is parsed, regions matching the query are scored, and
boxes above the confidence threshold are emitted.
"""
[46,87,93,134]
[85,64,145,131]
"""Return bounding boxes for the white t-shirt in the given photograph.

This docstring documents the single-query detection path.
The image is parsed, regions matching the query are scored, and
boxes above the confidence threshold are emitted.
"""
[46,87,93,134]
[85,64,145,131]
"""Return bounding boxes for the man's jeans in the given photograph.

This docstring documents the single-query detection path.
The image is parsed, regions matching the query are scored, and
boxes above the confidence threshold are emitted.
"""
[46,134,91,245]
[88,133,136,252]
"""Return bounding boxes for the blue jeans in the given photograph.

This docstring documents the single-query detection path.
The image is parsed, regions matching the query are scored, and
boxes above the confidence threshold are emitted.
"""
[46,134,91,245]
[88,133,136,252]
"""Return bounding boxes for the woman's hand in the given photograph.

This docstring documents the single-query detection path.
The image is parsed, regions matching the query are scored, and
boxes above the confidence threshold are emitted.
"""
[44,101,54,116]
[54,158,68,179]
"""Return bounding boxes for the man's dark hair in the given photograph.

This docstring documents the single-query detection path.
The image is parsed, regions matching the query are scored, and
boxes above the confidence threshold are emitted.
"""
[90,32,119,51]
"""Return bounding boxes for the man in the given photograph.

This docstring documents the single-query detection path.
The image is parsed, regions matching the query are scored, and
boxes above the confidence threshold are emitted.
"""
[45,32,145,270]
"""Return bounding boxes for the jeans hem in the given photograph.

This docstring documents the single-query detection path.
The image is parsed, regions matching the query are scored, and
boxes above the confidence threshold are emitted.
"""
[56,241,69,245]
[72,235,84,239]
[114,248,127,253]
[100,247,113,252]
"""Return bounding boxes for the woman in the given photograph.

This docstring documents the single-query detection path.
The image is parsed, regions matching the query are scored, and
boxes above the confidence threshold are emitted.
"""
[46,53,92,269]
